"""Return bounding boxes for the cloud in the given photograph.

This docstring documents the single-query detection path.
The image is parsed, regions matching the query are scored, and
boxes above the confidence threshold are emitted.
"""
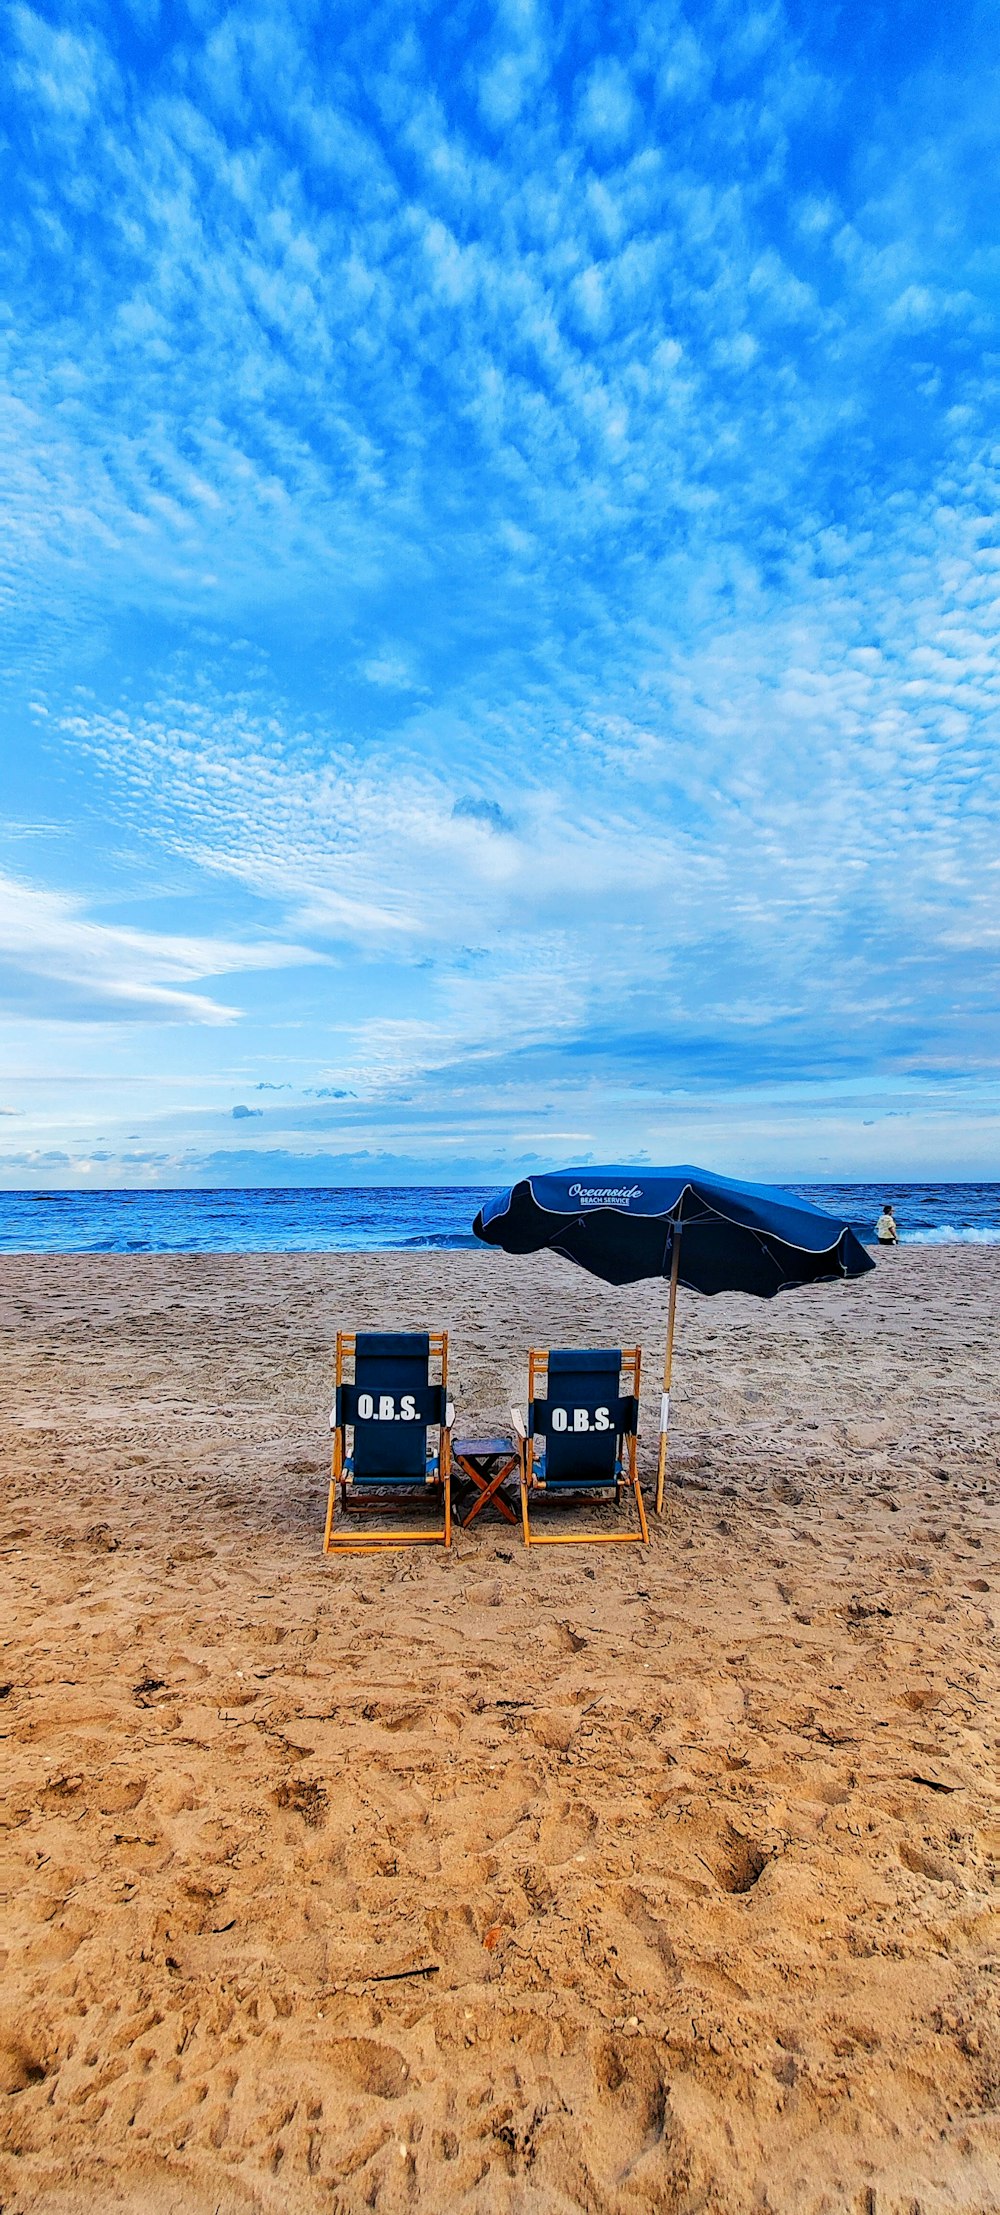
[576,59,639,150]
[452,796,515,834]
[11,7,113,124]
[0,869,324,1024]
[1,0,998,1174]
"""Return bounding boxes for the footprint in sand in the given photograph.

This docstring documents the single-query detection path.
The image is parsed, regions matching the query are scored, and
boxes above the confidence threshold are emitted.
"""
[97,1774,148,1815]
[902,1685,939,1712]
[274,1776,328,1827]
[0,2036,47,2094]
[710,1825,770,1895]
[327,2038,411,2099]
[607,1886,680,1998]
[537,1801,597,1865]
[900,1839,953,1883]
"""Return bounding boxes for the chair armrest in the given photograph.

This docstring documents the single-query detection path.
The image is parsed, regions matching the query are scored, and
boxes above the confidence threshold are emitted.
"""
[329,1407,338,1431]
[445,1400,455,1430]
[510,1405,526,1439]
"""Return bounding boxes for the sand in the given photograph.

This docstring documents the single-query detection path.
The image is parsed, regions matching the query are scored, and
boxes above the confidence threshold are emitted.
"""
[1,1245,998,2215]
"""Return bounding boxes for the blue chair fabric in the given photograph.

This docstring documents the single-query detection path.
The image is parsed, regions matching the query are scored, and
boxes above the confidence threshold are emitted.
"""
[517,1346,649,1547]
[530,1348,632,1485]
[325,1329,452,1553]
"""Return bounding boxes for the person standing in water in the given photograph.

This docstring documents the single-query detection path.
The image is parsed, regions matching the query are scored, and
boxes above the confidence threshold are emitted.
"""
[875,1201,899,1245]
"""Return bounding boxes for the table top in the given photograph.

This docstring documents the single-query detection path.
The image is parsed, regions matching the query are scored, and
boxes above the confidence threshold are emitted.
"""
[452,1436,516,1460]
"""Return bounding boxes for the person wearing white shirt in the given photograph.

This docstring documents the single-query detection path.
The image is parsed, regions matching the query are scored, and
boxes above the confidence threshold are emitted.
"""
[875,1203,898,1245]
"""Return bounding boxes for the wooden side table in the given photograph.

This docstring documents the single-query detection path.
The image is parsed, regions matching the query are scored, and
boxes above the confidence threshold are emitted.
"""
[452,1436,520,1527]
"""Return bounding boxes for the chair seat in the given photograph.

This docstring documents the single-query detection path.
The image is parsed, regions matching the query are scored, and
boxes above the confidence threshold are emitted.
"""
[344,1454,439,1486]
[540,1473,622,1489]
[533,1444,623,1487]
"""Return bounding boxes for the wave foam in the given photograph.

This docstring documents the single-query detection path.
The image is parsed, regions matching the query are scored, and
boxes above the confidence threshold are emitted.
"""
[902,1226,1000,1244]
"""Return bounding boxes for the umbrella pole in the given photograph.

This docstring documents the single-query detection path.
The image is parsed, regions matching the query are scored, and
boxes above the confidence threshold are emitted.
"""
[655,1225,682,1514]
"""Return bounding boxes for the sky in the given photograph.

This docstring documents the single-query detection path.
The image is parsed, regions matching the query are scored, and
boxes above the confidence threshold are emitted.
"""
[1,0,999,1188]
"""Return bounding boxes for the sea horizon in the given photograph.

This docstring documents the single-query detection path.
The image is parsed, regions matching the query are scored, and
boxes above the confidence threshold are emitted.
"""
[1,1181,997,1253]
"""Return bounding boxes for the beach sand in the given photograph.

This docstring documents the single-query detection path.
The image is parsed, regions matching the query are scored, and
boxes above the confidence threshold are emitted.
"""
[1,1246,998,2214]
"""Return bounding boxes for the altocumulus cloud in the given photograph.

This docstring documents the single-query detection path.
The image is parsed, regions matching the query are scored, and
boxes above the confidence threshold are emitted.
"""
[0,0,998,1180]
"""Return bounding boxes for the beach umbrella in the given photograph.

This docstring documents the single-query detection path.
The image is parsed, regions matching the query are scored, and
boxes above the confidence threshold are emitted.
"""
[473,1165,874,1511]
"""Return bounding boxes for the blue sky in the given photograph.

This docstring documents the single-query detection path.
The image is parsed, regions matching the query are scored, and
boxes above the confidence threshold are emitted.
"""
[1,0,998,1186]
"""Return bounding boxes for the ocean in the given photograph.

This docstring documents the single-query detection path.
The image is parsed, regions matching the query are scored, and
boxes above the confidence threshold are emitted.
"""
[0,1183,997,1253]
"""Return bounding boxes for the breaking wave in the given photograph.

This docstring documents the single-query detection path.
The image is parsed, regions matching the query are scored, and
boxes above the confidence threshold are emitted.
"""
[902,1226,1000,1244]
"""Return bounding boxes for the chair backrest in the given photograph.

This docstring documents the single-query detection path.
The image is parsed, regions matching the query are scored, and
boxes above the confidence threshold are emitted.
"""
[337,1331,446,1482]
[529,1347,638,1487]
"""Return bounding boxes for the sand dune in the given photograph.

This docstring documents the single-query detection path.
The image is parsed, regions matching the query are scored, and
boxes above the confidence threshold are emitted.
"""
[1,1247,998,2213]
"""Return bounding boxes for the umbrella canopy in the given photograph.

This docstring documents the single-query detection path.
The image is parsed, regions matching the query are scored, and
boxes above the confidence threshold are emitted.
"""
[473,1164,874,1297]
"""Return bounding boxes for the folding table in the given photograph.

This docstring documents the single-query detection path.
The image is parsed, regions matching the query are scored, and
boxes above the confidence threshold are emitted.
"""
[452,1435,519,1527]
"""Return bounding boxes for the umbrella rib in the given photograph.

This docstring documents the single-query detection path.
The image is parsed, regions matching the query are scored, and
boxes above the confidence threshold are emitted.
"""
[682,1202,850,1262]
[519,1180,850,1261]
[476,1174,867,1281]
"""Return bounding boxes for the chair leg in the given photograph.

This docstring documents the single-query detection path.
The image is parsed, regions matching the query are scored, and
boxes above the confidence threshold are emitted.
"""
[323,1482,450,1556]
[516,1472,650,1548]
[632,1469,650,1546]
[324,1527,449,1554]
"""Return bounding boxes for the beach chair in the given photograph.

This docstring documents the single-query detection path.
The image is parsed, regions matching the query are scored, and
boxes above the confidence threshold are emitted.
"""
[324,1331,453,1555]
[511,1347,649,1547]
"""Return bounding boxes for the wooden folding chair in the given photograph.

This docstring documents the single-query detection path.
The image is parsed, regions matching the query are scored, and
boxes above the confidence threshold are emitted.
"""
[324,1330,453,1555]
[512,1346,649,1548]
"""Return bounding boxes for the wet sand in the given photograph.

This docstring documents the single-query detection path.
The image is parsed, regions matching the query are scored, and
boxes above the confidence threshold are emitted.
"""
[1,1246,998,2214]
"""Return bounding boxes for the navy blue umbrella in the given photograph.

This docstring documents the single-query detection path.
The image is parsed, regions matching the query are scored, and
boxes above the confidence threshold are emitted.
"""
[474,1164,872,1296]
[473,1164,874,1509]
